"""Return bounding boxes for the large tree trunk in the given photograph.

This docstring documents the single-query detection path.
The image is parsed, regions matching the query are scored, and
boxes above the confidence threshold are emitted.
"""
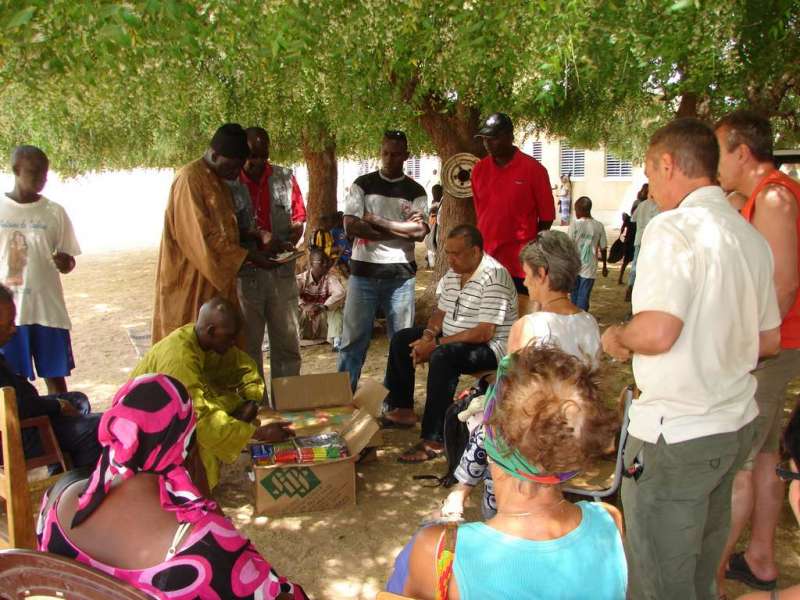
[415,98,486,321]
[301,131,338,234]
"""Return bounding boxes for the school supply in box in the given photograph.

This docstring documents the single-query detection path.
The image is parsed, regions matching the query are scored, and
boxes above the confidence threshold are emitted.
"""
[250,432,350,466]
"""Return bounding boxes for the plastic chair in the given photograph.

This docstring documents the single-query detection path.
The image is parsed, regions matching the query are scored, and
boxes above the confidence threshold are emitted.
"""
[0,387,67,549]
[0,548,149,599]
[562,385,632,501]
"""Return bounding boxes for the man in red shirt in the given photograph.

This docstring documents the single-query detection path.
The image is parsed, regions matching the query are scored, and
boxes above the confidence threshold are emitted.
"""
[714,110,800,596]
[471,113,555,315]
[237,127,307,396]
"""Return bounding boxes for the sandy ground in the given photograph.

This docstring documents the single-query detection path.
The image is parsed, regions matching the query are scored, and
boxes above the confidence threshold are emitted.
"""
[57,246,800,599]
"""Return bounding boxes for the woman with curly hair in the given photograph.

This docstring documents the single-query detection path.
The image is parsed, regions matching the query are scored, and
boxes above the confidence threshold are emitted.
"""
[388,345,627,599]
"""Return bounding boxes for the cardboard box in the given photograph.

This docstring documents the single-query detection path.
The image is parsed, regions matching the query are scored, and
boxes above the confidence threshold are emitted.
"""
[261,372,385,447]
[253,407,379,516]
[252,373,386,516]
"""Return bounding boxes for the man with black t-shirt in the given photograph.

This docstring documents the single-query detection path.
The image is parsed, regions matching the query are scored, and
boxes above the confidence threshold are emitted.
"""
[337,131,428,390]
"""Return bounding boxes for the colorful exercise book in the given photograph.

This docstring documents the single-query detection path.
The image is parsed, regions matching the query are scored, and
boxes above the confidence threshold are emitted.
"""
[250,432,350,466]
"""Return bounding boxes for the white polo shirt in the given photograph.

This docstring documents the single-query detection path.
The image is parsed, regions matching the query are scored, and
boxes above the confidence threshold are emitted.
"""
[630,186,781,444]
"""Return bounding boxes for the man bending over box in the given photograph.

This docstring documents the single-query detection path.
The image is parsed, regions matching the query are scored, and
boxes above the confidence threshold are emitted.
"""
[131,297,289,490]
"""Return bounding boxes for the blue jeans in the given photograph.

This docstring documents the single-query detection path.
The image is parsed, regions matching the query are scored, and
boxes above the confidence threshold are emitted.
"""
[337,275,416,390]
[571,275,595,311]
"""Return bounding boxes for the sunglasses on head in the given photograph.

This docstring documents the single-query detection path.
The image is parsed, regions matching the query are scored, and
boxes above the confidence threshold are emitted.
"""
[384,129,407,141]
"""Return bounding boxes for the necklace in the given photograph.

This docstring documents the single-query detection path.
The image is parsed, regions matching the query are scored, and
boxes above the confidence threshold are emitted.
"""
[541,296,569,309]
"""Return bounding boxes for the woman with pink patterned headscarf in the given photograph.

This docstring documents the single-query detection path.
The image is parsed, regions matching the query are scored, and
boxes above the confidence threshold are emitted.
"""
[37,373,307,600]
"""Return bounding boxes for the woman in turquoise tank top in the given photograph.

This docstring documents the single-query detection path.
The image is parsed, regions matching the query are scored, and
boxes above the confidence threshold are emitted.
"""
[389,345,627,599]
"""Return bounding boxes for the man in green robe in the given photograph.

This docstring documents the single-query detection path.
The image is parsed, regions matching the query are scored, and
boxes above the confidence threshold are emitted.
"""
[133,297,289,489]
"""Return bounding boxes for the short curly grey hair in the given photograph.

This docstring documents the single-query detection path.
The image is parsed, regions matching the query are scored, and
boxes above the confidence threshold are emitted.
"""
[519,230,581,293]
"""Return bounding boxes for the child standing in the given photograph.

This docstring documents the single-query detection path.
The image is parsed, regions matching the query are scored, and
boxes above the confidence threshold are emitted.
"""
[1,146,80,393]
[568,195,607,311]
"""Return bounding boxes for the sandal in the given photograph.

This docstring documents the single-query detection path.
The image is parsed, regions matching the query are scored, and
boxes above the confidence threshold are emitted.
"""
[725,552,777,591]
[399,442,444,463]
[378,415,416,429]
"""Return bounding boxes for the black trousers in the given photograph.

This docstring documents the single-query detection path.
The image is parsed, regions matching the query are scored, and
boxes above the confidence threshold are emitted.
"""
[22,392,102,471]
[384,326,497,443]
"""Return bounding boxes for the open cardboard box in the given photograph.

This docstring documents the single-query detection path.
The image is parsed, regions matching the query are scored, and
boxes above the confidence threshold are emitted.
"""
[259,372,386,446]
[252,372,386,516]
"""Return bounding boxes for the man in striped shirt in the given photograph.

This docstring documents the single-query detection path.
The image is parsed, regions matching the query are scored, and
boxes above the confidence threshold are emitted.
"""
[381,225,517,462]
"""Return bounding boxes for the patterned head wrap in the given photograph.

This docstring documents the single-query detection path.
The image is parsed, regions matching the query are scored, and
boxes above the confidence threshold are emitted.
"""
[483,355,579,485]
[72,374,217,528]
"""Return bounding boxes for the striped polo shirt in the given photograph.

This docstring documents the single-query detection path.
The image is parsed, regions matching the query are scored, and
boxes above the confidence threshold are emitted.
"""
[437,253,518,360]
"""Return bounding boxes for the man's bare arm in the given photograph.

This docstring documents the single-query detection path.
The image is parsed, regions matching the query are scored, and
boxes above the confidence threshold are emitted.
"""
[752,184,799,318]
[362,212,428,242]
[602,310,683,361]
[440,322,496,345]
[343,215,393,241]
[759,326,781,358]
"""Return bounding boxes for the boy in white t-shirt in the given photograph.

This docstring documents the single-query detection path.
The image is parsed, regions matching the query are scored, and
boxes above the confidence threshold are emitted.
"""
[0,146,80,394]
[567,195,608,311]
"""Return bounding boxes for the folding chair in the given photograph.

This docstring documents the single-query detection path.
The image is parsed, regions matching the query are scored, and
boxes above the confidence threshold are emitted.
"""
[563,385,632,501]
[0,548,149,599]
[0,387,67,549]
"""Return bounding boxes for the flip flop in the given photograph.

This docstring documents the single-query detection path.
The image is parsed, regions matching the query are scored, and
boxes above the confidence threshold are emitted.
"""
[725,552,777,591]
[378,415,416,429]
[398,442,443,463]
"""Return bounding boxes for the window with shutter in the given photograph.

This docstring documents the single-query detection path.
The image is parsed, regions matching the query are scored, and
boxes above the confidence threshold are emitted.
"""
[604,152,633,178]
[559,144,586,178]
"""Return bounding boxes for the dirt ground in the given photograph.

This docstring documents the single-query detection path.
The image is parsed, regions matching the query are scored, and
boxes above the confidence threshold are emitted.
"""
[58,246,799,599]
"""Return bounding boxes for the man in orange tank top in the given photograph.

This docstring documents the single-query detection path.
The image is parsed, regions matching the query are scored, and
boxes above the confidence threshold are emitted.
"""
[715,110,800,594]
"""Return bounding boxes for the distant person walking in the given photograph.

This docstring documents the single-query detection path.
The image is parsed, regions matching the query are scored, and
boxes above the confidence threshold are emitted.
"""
[472,112,555,316]
[152,124,275,344]
[0,146,80,394]
[568,196,607,311]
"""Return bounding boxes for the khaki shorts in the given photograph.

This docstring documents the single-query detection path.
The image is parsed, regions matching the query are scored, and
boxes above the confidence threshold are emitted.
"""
[743,348,800,469]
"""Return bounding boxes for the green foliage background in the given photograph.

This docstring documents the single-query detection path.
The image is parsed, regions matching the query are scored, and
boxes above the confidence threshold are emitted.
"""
[0,0,797,175]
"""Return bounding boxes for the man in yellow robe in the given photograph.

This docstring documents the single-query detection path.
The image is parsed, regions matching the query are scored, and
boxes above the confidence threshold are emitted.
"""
[151,123,275,343]
[133,297,290,490]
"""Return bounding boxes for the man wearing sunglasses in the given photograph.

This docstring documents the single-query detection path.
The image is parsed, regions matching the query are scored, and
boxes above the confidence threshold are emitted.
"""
[337,130,429,390]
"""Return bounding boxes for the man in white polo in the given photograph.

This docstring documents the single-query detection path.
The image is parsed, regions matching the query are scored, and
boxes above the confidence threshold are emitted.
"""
[601,118,782,600]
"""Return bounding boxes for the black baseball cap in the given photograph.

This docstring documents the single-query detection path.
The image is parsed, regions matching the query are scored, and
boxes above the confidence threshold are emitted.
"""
[475,113,514,138]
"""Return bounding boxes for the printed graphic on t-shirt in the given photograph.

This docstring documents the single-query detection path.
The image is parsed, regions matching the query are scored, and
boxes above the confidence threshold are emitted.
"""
[5,230,28,287]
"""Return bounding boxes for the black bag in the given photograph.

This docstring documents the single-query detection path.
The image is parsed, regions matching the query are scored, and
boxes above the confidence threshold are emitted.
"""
[608,238,625,263]
[413,376,490,488]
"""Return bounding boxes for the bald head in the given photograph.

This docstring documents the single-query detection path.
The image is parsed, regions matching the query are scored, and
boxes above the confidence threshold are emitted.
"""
[197,297,239,330]
[195,297,240,354]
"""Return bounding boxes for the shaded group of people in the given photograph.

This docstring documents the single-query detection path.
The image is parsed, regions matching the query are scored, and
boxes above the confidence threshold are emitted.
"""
[7,104,799,599]
[382,111,799,600]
